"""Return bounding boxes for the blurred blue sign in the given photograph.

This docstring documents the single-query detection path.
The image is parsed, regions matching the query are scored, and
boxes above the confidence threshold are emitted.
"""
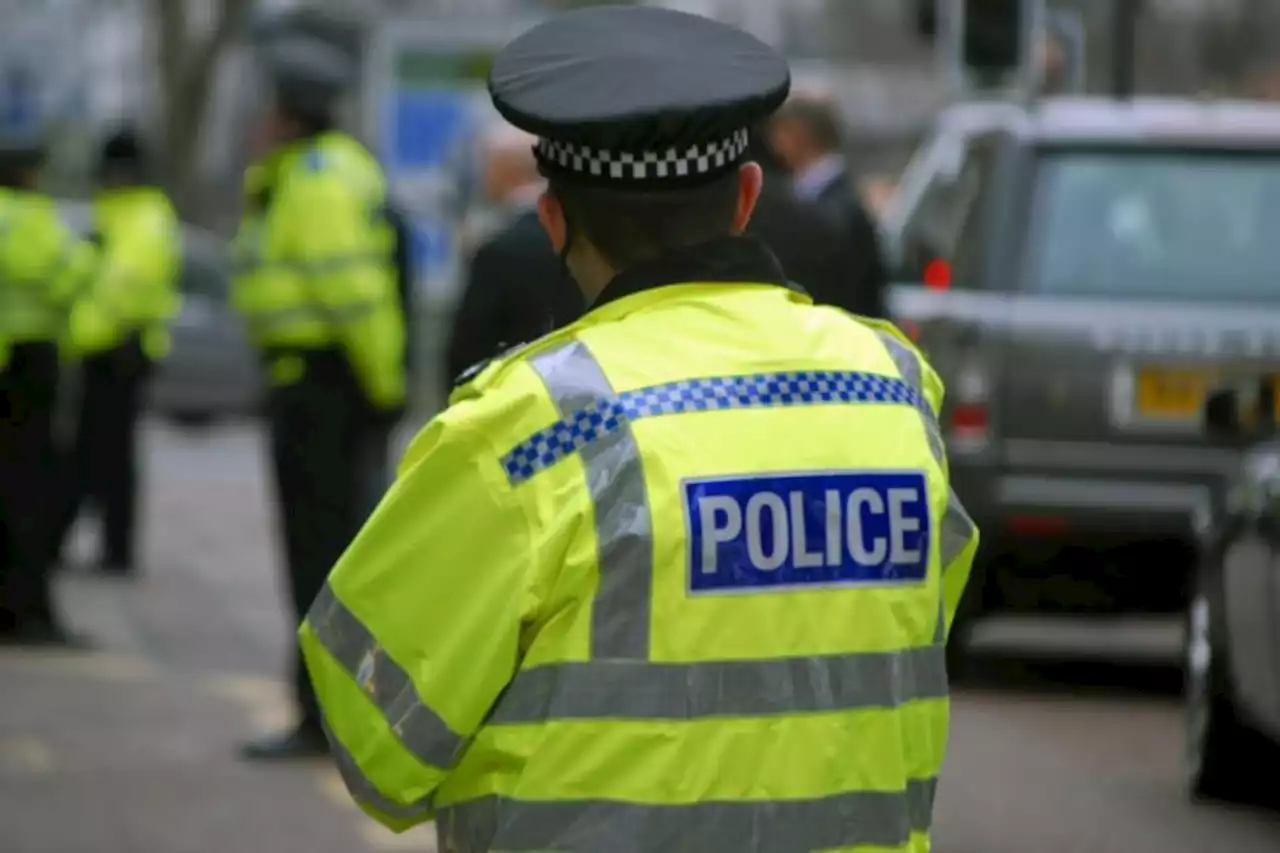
[385,89,474,172]
[409,217,455,284]
[1,66,38,132]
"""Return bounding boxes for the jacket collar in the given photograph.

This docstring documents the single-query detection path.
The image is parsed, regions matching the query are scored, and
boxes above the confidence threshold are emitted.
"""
[591,235,793,312]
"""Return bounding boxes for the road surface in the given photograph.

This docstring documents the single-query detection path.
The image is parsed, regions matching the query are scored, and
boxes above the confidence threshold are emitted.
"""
[1,422,1276,853]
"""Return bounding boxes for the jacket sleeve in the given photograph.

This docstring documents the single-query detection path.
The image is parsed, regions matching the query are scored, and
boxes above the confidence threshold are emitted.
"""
[298,409,534,831]
[269,170,406,409]
[19,205,97,356]
[69,204,180,356]
[865,320,979,638]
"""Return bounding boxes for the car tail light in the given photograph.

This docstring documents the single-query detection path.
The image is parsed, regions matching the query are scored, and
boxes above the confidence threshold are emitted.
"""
[950,401,989,434]
[1007,514,1070,536]
[923,259,951,291]
[948,361,992,451]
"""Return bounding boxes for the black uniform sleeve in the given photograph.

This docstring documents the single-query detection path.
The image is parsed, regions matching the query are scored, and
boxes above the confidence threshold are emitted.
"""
[847,202,889,320]
[445,241,510,395]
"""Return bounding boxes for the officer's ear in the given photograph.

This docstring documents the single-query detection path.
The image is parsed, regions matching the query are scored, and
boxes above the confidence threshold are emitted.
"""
[537,188,568,253]
[732,161,764,235]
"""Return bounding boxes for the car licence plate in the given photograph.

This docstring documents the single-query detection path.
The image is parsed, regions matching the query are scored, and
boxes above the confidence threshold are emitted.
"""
[1134,367,1217,419]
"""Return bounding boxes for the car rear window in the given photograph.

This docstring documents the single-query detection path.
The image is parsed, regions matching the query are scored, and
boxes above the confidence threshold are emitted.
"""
[1026,147,1280,300]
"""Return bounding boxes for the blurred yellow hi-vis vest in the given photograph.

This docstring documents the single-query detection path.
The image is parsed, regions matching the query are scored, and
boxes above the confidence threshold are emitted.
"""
[0,188,94,365]
[70,187,180,358]
[230,132,405,408]
[301,264,979,853]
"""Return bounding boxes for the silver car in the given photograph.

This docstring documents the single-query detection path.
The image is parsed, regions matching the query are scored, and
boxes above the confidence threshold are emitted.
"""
[885,97,1280,648]
[56,200,261,427]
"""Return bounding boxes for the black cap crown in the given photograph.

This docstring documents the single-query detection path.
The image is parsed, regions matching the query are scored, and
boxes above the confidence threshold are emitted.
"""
[265,36,356,116]
[489,6,790,189]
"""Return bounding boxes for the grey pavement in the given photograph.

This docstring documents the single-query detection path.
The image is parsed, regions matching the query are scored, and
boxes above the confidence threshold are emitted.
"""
[1,420,437,853]
[4,420,1280,853]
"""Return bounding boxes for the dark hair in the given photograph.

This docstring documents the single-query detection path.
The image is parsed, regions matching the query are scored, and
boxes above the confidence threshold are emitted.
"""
[746,127,786,176]
[98,128,149,182]
[0,150,42,189]
[774,96,844,153]
[276,97,335,138]
[549,171,740,269]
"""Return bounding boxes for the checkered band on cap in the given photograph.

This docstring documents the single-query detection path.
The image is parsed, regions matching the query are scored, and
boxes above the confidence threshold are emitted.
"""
[536,128,750,183]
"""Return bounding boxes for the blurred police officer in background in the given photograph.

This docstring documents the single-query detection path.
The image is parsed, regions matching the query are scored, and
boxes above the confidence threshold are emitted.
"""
[768,94,890,319]
[300,7,977,849]
[50,128,180,577]
[0,131,95,645]
[445,121,581,396]
[233,35,407,761]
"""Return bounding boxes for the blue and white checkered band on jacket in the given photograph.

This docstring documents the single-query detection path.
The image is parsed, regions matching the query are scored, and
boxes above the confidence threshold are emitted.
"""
[535,128,751,184]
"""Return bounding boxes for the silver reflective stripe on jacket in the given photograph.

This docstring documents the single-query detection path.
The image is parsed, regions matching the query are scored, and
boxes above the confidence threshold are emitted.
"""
[439,339,945,852]
[873,329,978,616]
[438,778,937,853]
[323,718,434,822]
[306,584,466,821]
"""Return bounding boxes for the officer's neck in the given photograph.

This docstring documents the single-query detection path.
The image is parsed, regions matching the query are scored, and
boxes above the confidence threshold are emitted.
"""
[566,247,618,304]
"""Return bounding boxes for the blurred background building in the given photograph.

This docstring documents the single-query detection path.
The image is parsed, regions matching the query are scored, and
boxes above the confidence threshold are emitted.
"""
[2,0,1278,225]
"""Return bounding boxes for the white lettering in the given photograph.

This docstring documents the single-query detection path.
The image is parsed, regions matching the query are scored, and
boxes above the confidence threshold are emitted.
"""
[698,495,741,574]
[888,487,923,564]
[824,489,842,566]
[745,492,788,571]
[789,491,823,568]
[846,488,887,564]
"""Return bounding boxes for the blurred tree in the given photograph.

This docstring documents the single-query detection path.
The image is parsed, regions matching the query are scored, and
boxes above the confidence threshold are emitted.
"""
[149,0,254,215]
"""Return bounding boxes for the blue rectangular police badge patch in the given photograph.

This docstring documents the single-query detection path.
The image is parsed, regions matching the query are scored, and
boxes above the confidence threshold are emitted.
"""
[684,471,931,593]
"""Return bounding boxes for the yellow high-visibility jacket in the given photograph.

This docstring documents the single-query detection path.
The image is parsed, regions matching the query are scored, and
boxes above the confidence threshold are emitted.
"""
[231,132,404,408]
[301,238,978,853]
[0,188,94,367]
[69,186,180,359]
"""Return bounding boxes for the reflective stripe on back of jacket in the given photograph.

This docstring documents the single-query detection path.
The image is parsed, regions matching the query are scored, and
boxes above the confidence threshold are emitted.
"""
[0,189,94,359]
[230,132,405,407]
[300,247,979,852]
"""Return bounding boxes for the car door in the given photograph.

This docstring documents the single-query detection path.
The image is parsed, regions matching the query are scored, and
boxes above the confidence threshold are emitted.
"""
[150,234,261,418]
[894,148,977,285]
[899,134,1009,463]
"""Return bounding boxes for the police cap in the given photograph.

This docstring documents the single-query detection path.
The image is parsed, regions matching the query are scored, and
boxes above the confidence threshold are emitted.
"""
[264,35,356,117]
[489,6,790,189]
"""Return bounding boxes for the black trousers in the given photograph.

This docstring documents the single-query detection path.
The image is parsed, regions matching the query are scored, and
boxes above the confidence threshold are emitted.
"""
[52,336,151,569]
[267,350,388,725]
[0,342,60,633]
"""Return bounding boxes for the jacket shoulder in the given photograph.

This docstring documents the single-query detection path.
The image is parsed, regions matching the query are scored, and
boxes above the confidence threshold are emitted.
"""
[448,322,582,406]
[450,340,528,393]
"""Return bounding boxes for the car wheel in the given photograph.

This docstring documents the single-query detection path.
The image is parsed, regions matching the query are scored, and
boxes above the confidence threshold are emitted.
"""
[1184,559,1280,805]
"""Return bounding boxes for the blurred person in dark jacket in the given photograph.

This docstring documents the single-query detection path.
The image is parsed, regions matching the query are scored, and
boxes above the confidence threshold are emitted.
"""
[744,132,865,315]
[768,95,888,318]
[444,123,582,394]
